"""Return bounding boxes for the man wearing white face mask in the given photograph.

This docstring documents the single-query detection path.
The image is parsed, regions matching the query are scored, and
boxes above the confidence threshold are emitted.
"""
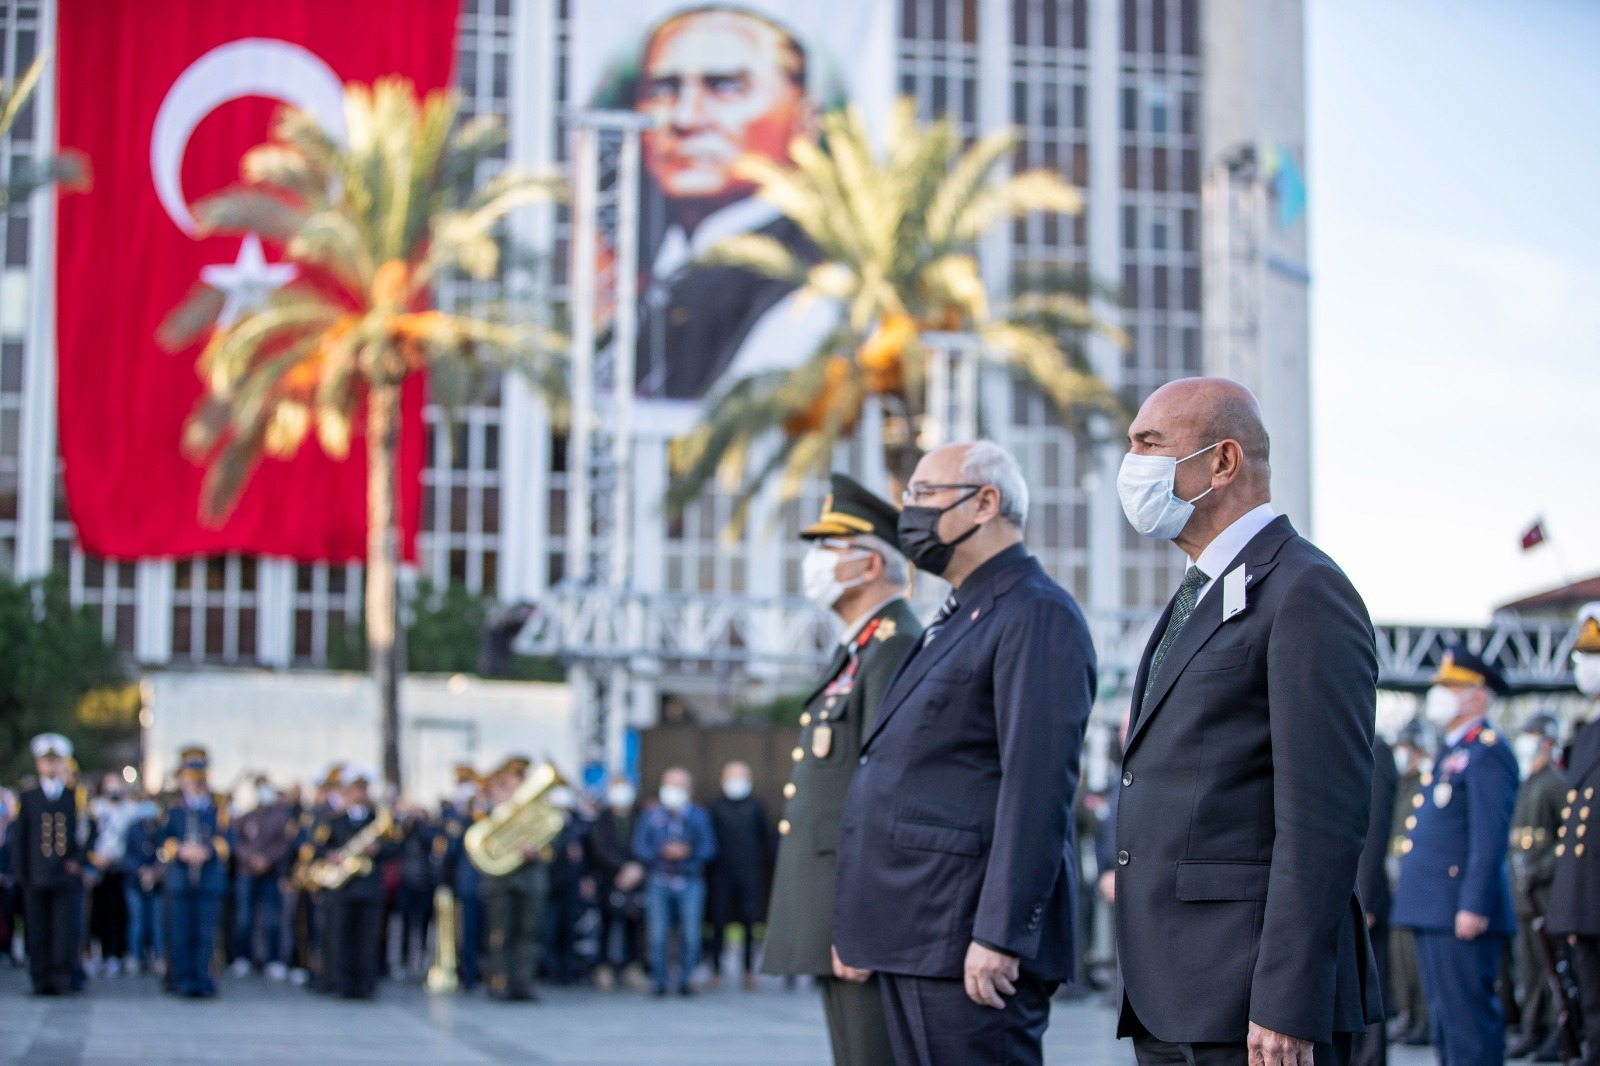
[1547,603,1600,1066]
[1392,645,1517,1066]
[1113,378,1382,1066]
[633,767,717,996]
[706,761,776,990]
[764,472,919,1066]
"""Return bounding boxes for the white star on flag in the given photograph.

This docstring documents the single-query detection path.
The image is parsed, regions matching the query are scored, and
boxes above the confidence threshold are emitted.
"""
[200,232,297,327]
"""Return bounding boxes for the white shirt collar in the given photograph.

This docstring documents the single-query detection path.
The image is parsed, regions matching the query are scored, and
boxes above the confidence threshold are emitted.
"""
[42,779,62,801]
[1190,503,1277,602]
[839,594,904,648]
[651,196,785,281]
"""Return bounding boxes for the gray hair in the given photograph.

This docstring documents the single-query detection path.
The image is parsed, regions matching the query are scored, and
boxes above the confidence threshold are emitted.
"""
[851,533,909,587]
[960,441,1029,528]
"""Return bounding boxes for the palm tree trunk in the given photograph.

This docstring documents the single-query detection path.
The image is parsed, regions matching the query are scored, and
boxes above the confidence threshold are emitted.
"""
[366,380,402,791]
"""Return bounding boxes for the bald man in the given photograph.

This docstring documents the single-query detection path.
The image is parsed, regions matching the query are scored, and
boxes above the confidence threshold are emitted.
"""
[1113,378,1382,1066]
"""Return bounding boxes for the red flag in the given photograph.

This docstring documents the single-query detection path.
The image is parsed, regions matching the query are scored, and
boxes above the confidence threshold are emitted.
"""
[55,0,457,562]
[1520,520,1546,552]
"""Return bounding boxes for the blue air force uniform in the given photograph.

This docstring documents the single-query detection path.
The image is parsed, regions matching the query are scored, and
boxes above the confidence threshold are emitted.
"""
[159,747,232,997]
[1392,649,1517,1066]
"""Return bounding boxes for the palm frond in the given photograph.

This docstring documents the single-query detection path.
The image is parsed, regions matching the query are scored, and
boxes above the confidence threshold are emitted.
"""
[193,189,308,242]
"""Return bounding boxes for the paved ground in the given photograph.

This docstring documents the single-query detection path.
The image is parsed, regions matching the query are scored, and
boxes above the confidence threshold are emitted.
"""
[0,965,1442,1066]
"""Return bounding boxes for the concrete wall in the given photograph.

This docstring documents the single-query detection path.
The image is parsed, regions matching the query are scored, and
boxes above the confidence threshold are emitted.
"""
[141,670,576,805]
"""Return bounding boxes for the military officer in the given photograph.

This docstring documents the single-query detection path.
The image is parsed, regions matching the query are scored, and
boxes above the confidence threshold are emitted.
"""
[1505,711,1568,1061]
[158,745,232,998]
[1549,602,1600,1066]
[9,734,89,995]
[1389,720,1433,1045]
[1393,646,1518,1066]
[761,473,921,1066]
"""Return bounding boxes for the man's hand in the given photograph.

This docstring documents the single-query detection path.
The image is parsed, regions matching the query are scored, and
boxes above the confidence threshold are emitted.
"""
[661,841,691,861]
[1248,1021,1314,1066]
[1455,909,1489,941]
[615,861,644,891]
[177,842,209,865]
[963,941,1019,1010]
[831,945,872,984]
[1098,870,1116,903]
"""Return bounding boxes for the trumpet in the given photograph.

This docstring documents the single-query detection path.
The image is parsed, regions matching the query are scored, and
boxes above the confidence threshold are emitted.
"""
[463,762,567,877]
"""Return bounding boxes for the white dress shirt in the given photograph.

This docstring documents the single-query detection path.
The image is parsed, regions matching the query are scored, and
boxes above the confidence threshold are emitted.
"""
[1189,502,1277,604]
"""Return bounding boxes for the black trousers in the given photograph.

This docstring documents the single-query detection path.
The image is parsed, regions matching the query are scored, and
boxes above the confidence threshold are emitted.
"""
[24,885,77,993]
[1127,995,1355,1066]
[1572,935,1600,1066]
[1351,924,1389,1066]
[879,971,1056,1066]
[327,896,381,998]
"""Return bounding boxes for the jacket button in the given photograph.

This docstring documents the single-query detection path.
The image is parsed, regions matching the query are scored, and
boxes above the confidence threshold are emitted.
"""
[783,783,796,799]
[1448,865,1459,877]
[859,756,869,766]
[792,747,804,763]
[1117,850,1130,866]
[1122,771,1134,787]
[778,820,791,836]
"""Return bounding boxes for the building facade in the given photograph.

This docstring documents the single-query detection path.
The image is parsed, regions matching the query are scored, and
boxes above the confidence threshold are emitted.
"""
[0,0,1308,723]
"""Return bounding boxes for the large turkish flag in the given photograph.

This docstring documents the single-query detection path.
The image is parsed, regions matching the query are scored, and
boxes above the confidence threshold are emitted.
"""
[55,0,458,562]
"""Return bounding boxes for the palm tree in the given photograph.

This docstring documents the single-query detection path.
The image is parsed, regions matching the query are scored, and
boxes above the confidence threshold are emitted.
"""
[0,51,91,209]
[667,99,1123,522]
[160,78,564,789]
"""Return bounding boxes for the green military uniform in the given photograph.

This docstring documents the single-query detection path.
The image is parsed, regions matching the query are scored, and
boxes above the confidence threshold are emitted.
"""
[1389,749,1430,1042]
[479,759,549,1001]
[1509,761,1568,1050]
[761,474,921,1066]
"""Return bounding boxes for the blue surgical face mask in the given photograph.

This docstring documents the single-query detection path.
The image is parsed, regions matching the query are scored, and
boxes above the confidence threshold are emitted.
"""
[1116,443,1219,540]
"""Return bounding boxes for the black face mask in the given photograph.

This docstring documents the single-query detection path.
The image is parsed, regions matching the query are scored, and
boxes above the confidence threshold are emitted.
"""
[897,489,982,577]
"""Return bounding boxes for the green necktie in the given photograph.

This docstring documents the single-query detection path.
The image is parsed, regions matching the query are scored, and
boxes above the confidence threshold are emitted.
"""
[1142,566,1209,711]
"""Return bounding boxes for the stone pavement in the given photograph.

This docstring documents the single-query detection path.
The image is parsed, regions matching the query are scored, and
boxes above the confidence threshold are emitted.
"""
[0,966,1442,1066]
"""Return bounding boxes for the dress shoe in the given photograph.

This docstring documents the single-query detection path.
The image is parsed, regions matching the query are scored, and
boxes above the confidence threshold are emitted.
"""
[1509,1030,1546,1058]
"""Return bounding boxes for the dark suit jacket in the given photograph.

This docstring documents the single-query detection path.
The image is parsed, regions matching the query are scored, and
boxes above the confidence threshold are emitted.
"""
[833,547,1097,981]
[1115,516,1381,1045]
[635,215,819,401]
[763,597,921,976]
[1545,720,1600,936]
[1361,736,1399,927]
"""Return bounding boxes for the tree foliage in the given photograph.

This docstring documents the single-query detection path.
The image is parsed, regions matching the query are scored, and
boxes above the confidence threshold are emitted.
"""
[668,100,1125,522]
[0,572,128,783]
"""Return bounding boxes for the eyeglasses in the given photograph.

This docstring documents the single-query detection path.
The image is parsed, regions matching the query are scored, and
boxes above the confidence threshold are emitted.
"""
[900,483,982,506]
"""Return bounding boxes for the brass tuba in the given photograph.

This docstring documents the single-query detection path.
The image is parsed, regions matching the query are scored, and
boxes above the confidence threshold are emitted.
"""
[307,807,393,891]
[463,762,567,876]
[426,885,459,994]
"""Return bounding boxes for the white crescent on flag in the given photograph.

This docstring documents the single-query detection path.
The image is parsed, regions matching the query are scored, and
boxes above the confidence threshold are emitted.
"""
[150,37,346,235]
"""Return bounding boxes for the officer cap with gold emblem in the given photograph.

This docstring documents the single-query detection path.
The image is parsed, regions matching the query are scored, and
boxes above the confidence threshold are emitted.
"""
[341,762,378,786]
[178,745,209,771]
[30,733,72,759]
[453,762,480,785]
[801,472,902,550]
[1574,601,1600,654]
[1432,643,1510,697]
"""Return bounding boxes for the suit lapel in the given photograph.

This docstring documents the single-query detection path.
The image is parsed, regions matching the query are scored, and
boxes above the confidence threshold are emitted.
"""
[1124,517,1293,754]
[864,560,1034,750]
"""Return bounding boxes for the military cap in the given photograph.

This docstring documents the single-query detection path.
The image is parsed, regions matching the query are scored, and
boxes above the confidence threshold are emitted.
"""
[1432,643,1510,696]
[800,472,902,549]
[341,763,379,786]
[178,745,209,771]
[452,763,479,784]
[1575,601,1600,654]
[499,755,532,777]
[1520,710,1562,742]
[30,733,73,759]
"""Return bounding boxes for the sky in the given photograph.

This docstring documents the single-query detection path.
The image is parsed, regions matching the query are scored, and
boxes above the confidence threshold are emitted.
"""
[1307,0,1600,624]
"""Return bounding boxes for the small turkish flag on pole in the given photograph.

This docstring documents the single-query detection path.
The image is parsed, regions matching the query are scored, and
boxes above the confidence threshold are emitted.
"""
[1520,519,1547,552]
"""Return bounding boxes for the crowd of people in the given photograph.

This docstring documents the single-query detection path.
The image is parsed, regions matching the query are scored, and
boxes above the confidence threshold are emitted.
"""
[2,380,1598,1066]
[0,740,783,1003]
